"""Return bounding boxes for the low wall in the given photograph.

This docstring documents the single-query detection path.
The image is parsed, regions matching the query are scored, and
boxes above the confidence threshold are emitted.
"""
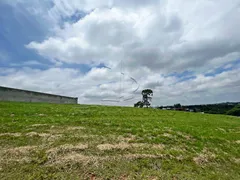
[0,86,78,104]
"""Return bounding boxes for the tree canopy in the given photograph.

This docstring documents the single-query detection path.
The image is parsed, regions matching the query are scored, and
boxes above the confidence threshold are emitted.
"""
[134,89,153,108]
[134,101,144,108]
[142,89,153,108]
[226,104,240,116]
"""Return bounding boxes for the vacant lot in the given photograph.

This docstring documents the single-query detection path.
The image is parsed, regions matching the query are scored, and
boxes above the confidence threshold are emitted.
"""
[0,102,239,179]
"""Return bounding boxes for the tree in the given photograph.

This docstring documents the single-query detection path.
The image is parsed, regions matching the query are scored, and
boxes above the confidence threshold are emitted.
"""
[174,103,181,108]
[226,104,240,116]
[142,89,153,108]
[134,101,144,108]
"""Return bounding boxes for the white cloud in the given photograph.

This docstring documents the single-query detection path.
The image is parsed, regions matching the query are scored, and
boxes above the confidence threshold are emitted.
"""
[0,67,239,106]
[24,0,240,74]
[2,0,240,105]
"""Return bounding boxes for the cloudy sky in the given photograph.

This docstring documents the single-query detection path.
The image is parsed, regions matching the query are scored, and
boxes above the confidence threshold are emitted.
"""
[0,0,240,106]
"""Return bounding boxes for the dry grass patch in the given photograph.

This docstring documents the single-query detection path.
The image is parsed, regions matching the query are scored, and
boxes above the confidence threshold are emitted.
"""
[232,158,240,164]
[78,135,98,138]
[25,132,63,143]
[30,124,48,127]
[26,132,49,137]
[216,128,226,133]
[193,148,216,165]
[0,146,37,163]
[26,132,62,139]
[170,146,187,152]
[47,143,88,163]
[131,143,165,150]
[48,152,109,166]
[152,144,165,150]
[176,155,185,161]
[235,140,240,144]
[97,143,130,151]
[0,133,22,137]
[176,131,194,141]
[37,113,46,117]
[67,126,86,131]
[96,143,165,151]
[48,152,164,166]
[163,133,174,138]
[2,146,37,157]
[58,153,95,164]
[45,126,85,134]
[117,135,136,142]
[130,143,148,148]
[47,143,88,154]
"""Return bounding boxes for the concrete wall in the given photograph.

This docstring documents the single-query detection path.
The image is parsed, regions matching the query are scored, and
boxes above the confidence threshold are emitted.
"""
[0,86,78,104]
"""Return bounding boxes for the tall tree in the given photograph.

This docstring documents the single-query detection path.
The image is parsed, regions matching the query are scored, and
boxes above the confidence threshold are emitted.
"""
[142,89,153,108]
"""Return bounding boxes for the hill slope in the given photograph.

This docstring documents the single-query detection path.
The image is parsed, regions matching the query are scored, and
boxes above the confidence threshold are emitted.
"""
[0,102,239,179]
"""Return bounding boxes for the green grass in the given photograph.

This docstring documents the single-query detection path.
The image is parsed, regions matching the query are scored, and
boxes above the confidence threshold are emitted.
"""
[0,101,239,180]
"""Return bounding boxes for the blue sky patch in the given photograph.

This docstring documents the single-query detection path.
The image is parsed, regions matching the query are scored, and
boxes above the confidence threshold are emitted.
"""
[205,59,240,77]
[0,3,49,69]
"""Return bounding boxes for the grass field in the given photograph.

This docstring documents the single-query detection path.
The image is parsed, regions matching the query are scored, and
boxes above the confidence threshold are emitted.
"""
[0,102,239,179]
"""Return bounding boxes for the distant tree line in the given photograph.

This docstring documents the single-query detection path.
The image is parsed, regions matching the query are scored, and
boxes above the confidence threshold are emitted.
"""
[157,102,240,116]
[184,103,237,114]
[133,89,240,117]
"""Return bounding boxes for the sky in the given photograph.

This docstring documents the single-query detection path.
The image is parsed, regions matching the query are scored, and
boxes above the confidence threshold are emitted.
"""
[0,0,240,106]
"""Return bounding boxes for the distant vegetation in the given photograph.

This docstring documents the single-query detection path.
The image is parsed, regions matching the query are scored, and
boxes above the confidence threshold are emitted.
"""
[134,89,239,117]
[158,102,240,116]
[227,104,240,116]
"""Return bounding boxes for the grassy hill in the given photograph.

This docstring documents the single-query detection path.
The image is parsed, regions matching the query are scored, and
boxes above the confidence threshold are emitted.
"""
[0,102,239,179]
